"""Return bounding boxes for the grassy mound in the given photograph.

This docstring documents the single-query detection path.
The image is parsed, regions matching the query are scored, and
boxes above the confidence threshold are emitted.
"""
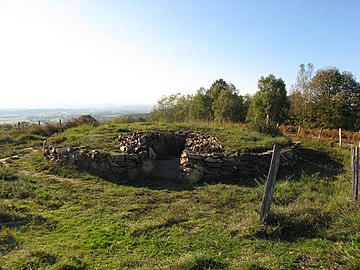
[46,122,290,154]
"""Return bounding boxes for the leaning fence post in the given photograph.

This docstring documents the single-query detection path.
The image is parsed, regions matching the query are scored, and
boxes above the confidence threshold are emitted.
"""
[351,146,359,202]
[260,145,282,224]
[297,126,301,136]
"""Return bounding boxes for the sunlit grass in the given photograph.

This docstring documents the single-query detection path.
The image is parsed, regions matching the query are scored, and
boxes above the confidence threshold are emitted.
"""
[1,122,359,269]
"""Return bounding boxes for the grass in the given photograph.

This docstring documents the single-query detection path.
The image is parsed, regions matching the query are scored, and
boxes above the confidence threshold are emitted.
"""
[0,122,359,269]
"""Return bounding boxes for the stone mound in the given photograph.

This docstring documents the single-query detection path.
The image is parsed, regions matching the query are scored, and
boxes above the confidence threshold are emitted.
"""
[117,130,223,158]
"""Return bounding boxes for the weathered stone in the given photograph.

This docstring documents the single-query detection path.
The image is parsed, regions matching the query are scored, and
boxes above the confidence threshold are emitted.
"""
[231,160,250,166]
[111,166,127,175]
[222,166,237,173]
[223,161,235,167]
[205,161,223,168]
[126,154,140,163]
[142,160,155,173]
[113,154,125,164]
[205,157,222,163]
[186,153,204,160]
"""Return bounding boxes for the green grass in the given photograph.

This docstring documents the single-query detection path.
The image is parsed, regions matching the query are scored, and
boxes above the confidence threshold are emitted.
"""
[1,122,359,269]
[0,125,48,159]
[46,121,290,154]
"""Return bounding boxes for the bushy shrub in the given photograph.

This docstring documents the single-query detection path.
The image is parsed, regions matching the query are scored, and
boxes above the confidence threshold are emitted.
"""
[248,120,281,136]
[64,115,99,129]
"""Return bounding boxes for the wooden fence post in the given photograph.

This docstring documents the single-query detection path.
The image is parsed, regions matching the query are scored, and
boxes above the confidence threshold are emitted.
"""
[260,145,282,224]
[339,128,342,147]
[38,120,41,126]
[59,119,62,128]
[351,146,359,202]
[266,115,269,125]
[318,128,322,139]
[17,122,20,129]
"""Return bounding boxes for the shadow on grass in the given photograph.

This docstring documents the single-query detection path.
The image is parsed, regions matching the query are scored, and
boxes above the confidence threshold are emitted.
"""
[254,210,332,242]
[279,147,344,181]
[75,167,196,191]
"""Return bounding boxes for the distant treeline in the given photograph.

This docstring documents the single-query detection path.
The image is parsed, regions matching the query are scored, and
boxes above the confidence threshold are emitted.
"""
[150,64,360,131]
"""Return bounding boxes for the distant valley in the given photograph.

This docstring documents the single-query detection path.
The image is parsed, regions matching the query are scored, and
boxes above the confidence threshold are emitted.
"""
[0,105,152,124]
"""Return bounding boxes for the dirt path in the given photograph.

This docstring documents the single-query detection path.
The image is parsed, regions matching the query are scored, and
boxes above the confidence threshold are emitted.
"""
[0,147,38,166]
[1,147,82,184]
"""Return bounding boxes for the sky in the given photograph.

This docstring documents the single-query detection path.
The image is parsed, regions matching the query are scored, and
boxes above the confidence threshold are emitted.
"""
[0,0,359,109]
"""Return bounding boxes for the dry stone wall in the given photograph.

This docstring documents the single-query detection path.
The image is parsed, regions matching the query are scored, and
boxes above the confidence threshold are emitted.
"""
[180,146,299,183]
[43,143,154,180]
[43,131,298,183]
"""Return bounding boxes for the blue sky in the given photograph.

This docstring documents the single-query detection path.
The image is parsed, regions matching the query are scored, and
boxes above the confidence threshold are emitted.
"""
[0,0,359,108]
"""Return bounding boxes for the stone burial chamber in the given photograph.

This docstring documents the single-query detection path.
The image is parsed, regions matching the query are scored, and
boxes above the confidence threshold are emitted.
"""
[43,130,299,183]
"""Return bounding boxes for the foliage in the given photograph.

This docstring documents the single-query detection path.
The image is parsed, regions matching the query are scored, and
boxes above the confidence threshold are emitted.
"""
[289,63,314,124]
[188,88,213,121]
[109,115,145,124]
[150,93,192,122]
[249,120,281,136]
[306,67,360,130]
[151,79,249,123]
[246,74,290,124]
[289,66,360,130]
[213,84,246,123]
[64,115,99,129]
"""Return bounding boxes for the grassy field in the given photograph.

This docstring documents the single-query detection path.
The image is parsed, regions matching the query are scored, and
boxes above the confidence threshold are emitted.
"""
[1,122,359,269]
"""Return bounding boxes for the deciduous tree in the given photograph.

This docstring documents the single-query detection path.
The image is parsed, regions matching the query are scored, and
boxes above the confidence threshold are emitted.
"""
[246,74,290,124]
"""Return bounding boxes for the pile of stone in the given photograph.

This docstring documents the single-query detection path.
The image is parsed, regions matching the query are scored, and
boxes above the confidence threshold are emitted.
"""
[116,130,223,157]
[184,133,223,153]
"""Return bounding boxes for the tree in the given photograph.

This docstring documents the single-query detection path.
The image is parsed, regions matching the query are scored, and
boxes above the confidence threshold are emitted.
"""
[306,67,360,129]
[208,79,228,101]
[289,63,314,124]
[150,93,192,122]
[188,88,213,121]
[213,84,246,122]
[246,74,290,124]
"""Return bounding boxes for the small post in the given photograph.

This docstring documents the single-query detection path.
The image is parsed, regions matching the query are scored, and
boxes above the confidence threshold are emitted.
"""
[266,115,269,125]
[339,128,342,147]
[297,126,301,136]
[351,146,359,202]
[318,128,322,139]
[59,119,62,128]
[38,120,41,126]
[260,145,282,224]
[17,122,20,128]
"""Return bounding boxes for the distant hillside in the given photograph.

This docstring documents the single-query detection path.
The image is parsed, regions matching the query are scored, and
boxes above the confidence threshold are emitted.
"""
[0,105,152,124]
